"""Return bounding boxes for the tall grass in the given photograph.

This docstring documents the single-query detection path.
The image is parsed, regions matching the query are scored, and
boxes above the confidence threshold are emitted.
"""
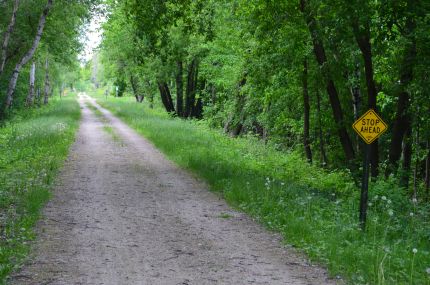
[95,93,430,285]
[0,95,80,283]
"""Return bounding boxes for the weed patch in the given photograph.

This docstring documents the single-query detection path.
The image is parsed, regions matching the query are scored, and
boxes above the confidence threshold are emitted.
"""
[0,96,80,283]
[102,125,123,145]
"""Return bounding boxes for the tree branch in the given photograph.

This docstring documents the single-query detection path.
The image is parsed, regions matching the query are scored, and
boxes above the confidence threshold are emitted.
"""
[0,0,20,77]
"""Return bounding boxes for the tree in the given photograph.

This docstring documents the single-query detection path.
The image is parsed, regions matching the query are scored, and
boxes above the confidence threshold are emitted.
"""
[0,0,19,77]
[1,0,53,116]
[97,0,430,197]
[300,0,355,163]
[0,0,98,118]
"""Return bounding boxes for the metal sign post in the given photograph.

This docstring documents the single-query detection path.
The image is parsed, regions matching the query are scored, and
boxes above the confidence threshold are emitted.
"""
[359,143,370,230]
[352,109,387,230]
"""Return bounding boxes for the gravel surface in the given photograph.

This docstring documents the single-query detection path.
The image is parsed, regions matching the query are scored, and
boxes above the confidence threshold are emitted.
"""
[9,94,337,285]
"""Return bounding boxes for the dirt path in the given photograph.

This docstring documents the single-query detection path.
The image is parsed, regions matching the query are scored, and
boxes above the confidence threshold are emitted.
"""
[10,94,337,285]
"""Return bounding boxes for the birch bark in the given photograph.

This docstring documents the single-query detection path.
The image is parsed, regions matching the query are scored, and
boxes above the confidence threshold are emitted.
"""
[25,61,36,106]
[0,0,20,77]
[1,0,53,115]
[44,58,50,105]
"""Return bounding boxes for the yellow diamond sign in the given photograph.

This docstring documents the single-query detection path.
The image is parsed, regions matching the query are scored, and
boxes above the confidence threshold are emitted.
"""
[353,109,388,144]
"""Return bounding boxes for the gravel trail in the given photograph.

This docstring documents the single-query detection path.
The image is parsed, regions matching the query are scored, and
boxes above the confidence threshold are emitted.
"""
[9,94,337,285]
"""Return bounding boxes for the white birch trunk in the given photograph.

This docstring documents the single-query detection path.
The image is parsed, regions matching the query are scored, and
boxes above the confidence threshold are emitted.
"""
[36,87,41,106]
[0,0,20,77]
[44,58,49,105]
[60,82,64,98]
[2,0,53,113]
[26,61,36,106]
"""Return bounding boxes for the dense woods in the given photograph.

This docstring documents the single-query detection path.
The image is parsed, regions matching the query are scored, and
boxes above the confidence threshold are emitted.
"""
[0,0,98,118]
[98,0,430,197]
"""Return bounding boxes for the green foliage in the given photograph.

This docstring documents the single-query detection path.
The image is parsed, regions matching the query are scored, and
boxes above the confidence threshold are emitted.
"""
[0,0,98,116]
[94,93,430,285]
[0,95,80,283]
[98,0,430,184]
[113,78,127,97]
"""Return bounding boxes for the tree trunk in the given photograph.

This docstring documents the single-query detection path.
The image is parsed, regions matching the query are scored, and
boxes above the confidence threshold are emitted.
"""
[224,74,248,137]
[300,0,355,162]
[303,59,312,163]
[224,113,233,134]
[130,75,139,102]
[387,91,412,175]
[157,81,175,114]
[352,20,379,177]
[44,58,49,105]
[36,87,41,106]
[230,97,245,137]
[0,0,20,77]
[400,125,412,188]
[26,61,36,106]
[130,75,143,103]
[210,83,216,105]
[350,62,361,154]
[425,139,430,201]
[147,80,154,109]
[185,59,197,118]
[316,90,328,167]
[1,0,53,117]
[176,61,184,117]
[351,64,361,122]
[230,120,243,137]
[386,18,416,177]
[412,126,419,200]
[191,67,203,119]
[60,82,64,98]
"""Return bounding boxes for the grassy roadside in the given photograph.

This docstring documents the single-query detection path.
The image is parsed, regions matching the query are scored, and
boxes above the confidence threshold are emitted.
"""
[0,95,80,284]
[94,92,429,285]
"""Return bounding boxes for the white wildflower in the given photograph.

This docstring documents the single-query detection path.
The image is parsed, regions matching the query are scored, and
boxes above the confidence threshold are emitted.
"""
[426,268,430,275]
[388,209,394,216]
[368,202,373,207]
[381,196,387,201]
[410,212,414,217]
[387,199,392,204]
[412,248,418,254]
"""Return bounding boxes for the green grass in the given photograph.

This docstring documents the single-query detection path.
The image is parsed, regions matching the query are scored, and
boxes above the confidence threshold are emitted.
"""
[86,102,106,122]
[102,126,123,145]
[84,101,123,144]
[0,95,80,284]
[218,213,233,219]
[94,93,430,285]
